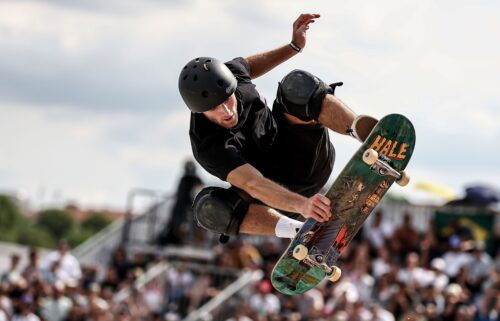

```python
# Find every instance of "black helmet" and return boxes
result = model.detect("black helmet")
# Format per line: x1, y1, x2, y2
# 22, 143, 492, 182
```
178, 57, 237, 113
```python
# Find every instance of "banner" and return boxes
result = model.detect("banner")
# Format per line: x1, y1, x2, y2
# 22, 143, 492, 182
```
434, 207, 496, 254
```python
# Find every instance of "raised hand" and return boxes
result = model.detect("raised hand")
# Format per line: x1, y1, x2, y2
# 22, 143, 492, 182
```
292, 13, 321, 49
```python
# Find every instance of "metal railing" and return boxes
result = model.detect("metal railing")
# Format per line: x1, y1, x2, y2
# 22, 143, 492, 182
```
72, 218, 125, 267
121, 188, 173, 245
183, 269, 264, 321
73, 188, 173, 269
113, 258, 250, 320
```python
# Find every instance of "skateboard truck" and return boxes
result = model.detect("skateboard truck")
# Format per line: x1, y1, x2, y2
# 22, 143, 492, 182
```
362, 149, 410, 186
292, 244, 342, 282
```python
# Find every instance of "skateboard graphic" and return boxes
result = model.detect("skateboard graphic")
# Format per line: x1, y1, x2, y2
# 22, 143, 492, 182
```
271, 114, 416, 295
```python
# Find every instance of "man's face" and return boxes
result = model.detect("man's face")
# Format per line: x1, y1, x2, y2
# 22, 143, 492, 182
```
202, 93, 238, 129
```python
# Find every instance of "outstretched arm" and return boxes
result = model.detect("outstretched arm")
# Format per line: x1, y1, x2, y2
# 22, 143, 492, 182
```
227, 163, 331, 222
245, 13, 320, 79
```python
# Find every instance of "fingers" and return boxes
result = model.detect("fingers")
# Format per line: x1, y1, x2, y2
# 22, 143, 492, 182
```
313, 209, 328, 222
313, 194, 331, 208
294, 13, 321, 28
301, 194, 332, 223
309, 212, 324, 222
297, 13, 321, 21
313, 196, 330, 214
304, 207, 327, 223
311, 194, 332, 222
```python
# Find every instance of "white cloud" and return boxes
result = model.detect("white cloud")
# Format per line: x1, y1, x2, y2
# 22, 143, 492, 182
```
0, 0, 499, 209
0, 101, 191, 209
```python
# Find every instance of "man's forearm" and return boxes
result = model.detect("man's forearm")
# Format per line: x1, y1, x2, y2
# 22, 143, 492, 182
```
246, 176, 306, 213
227, 164, 331, 222
245, 44, 298, 79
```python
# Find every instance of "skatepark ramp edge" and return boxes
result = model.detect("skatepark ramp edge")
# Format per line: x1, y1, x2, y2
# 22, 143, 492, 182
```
182, 269, 264, 321
72, 188, 174, 268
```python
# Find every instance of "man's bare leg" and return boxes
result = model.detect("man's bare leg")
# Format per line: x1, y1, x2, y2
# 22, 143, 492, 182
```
317, 94, 356, 135
282, 94, 356, 135
239, 204, 303, 238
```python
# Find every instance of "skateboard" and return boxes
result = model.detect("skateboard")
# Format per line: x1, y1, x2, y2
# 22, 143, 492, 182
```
271, 113, 416, 295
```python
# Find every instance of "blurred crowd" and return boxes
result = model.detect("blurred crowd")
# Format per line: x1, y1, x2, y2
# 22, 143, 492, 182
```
1, 160, 499, 321
212, 210, 500, 321
0, 240, 222, 321
1, 209, 499, 321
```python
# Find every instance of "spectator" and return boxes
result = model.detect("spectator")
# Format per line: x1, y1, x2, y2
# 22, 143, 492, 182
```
42, 261, 61, 285
40, 282, 72, 321
42, 240, 82, 284
249, 280, 280, 316
442, 239, 473, 279
364, 210, 395, 250
420, 284, 446, 316
158, 160, 204, 246
429, 257, 450, 291
65, 303, 86, 321
372, 247, 392, 279
387, 285, 412, 318
350, 300, 372, 321
373, 273, 398, 309
0, 283, 12, 318
391, 213, 419, 258
1, 254, 22, 285
80, 266, 98, 291
237, 240, 263, 269
397, 252, 433, 288
303, 288, 325, 318
166, 263, 193, 307
129, 252, 147, 276
475, 285, 500, 321
100, 266, 120, 292
442, 283, 471, 321
11, 303, 40, 321
465, 241, 493, 295
369, 303, 395, 321
142, 280, 164, 314
22, 249, 41, 283
110, 247, 130, 281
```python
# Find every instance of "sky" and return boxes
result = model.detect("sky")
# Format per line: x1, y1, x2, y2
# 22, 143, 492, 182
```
0, 0, 499, 210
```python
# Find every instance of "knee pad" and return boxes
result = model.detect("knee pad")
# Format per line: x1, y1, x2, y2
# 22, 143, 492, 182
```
192, 187, 249, 237
276, 69, 343, 121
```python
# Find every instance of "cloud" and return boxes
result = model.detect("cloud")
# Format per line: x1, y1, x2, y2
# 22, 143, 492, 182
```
0, 0, 187, 113
0, 101, 192, 208
0, 0, 499, 208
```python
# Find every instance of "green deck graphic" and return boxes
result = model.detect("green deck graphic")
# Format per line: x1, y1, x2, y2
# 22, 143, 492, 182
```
271, 114, 416, 295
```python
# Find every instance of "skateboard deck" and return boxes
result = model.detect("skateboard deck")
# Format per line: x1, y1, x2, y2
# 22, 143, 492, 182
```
271, 113, 416, 295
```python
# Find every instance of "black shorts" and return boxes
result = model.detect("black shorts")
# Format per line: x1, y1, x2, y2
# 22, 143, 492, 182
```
226, 100, 336, 221
264, 99, 335, 198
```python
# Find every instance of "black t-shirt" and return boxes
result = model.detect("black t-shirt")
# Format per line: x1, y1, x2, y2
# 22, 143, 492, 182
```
189, 57, 334, 197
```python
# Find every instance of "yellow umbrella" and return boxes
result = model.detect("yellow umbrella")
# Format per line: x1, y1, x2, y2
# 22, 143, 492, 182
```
415, 182, 457, 200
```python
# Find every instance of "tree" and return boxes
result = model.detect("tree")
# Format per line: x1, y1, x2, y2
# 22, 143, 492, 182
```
0, 194, 30, 243
37, 209, 74, 240
81, 213, 112, 233
17, 225, 56, 248
0, 194, 23, 230
67, 229, 94, 248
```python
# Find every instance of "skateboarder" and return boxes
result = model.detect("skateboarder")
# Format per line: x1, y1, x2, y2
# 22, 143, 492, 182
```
178, 14, 375, 243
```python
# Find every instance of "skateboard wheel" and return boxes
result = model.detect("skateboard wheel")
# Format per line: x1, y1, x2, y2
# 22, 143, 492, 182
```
397, 171, 410, 186
328, 266, 342, 282
292, 245, 308, 261
362, 149, 378, 165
